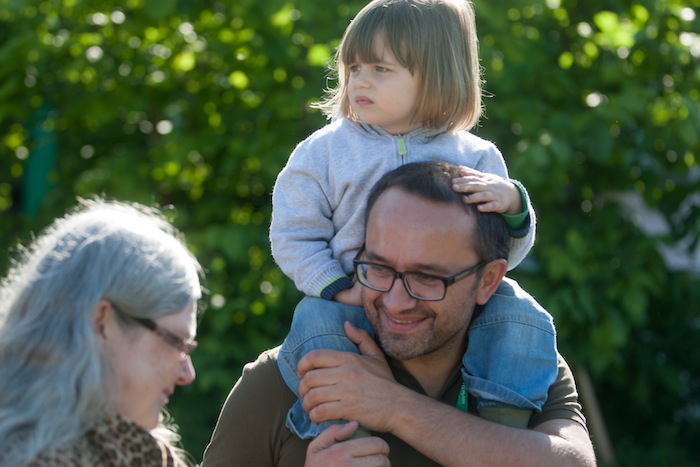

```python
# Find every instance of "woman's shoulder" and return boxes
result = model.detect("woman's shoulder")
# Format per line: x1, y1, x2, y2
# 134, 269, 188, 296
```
31, 413, 179, 467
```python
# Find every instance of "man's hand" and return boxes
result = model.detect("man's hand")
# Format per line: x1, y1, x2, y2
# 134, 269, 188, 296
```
298, 322, 401, 433
304, 421, 391, 467
452, 166, 522, 215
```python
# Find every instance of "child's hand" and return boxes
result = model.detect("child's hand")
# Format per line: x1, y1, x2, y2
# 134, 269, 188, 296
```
333, 281, 363, 307
452, 166, 522, 215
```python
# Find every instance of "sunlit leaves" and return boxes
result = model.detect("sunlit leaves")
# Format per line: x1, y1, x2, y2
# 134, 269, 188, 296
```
228, 70, 249, 89
307, 43, 332, 66
558, 50, 574, 68
592, 9, 647, 49
270, 3, 300, 31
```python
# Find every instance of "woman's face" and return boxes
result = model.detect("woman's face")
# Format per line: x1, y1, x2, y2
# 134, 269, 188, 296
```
103, 302, 198, 430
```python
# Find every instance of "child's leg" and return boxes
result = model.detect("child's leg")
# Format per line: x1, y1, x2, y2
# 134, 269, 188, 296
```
461, 277, 558, 428
278, 296, 373, 439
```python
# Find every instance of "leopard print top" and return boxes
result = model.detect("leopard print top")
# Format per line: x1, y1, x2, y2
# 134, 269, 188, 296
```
30, 412, 184, 466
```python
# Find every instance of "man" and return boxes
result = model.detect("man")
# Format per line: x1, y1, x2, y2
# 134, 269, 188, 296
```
202, 161, 596, 466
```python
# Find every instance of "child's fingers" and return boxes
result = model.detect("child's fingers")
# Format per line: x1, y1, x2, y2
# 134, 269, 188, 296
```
462, 190, 496, 203
462, 193, 504, 213
457, 166, 486, 177
452, 179, 486, 194
475, 201, 502, 212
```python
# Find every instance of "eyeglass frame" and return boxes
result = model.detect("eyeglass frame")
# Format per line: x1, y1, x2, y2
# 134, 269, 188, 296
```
352, 246, 488, 301
110, 303, 198, 356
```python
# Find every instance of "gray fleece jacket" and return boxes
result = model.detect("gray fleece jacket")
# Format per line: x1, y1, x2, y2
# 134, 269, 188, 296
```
270, 118, 536, 299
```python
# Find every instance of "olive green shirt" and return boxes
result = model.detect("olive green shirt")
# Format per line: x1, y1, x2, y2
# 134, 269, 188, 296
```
202, 346, 586, 467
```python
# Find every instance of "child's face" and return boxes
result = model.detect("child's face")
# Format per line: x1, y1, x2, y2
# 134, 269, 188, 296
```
347, 35, 421, 135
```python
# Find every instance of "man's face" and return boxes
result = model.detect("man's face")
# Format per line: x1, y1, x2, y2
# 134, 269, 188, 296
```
361, 187, 482, 363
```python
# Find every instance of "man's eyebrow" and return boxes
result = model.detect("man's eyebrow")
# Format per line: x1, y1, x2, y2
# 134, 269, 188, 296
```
363, 250, 452, 275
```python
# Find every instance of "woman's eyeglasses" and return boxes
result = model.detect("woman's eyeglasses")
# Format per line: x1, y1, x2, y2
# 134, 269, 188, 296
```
131, 317, 198, 357
110, 303, 197, 356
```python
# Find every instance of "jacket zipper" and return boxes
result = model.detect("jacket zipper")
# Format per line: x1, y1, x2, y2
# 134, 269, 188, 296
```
398, 136, 407, 159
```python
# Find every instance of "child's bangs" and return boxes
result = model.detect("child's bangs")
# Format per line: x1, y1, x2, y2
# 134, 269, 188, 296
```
341, 3, 419, 69
341, 23, 384, 65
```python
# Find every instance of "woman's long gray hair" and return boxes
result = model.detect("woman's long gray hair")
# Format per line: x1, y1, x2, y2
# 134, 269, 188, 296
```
0, 199, 202, 466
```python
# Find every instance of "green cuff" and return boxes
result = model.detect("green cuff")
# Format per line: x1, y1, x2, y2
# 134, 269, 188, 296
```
502, 180, 529, 231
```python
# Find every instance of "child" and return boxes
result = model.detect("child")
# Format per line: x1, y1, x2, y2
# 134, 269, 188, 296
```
271, 0, 557, 439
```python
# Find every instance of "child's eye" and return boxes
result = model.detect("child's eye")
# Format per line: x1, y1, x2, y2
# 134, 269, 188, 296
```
375, 66, 388, 72
349, 64, 361, 72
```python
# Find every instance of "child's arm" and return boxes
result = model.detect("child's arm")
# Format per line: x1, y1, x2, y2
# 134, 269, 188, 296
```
270, 142, 354, 300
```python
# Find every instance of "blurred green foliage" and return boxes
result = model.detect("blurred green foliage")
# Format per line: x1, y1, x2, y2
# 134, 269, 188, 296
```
1, 0, 698, 464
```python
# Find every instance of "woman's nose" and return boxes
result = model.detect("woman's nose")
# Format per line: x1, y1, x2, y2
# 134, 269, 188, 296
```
176, 356, 196, 385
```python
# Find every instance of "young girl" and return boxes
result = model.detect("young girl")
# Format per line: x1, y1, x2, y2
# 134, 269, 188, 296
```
271, 0, 557, 439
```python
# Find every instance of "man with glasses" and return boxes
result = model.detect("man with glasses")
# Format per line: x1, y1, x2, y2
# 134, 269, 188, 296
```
202, 161, 596, 467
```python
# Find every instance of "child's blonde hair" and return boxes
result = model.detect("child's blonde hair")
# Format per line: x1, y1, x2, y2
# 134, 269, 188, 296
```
315, 0, 483, 131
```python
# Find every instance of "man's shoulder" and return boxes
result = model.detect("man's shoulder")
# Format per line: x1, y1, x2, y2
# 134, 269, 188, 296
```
238, 345, 301, 414
530, 354, 588, 430
211, 345, 286, 414
202, 345, 308, 467
252, 345, 281, 364
239, 345, 284, 384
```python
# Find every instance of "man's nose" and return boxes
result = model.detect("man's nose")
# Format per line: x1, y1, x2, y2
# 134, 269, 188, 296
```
380, 277, 417, 311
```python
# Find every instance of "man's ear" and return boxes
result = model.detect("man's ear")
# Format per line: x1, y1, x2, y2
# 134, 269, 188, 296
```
92, 299, 114, 339
475, 259, 507, 305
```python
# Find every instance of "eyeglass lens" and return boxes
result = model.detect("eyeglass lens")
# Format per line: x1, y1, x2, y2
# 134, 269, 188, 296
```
357, 263, 446, 300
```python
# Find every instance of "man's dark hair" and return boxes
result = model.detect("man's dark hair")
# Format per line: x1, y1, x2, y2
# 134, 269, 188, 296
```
365, 161, 511, 262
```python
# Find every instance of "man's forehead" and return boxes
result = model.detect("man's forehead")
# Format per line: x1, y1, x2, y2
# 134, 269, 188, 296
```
365, 188, 477, 268
368, 187, 467, 226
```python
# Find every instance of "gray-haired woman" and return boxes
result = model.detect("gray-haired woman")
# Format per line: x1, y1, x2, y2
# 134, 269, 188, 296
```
0, 199, 202, 466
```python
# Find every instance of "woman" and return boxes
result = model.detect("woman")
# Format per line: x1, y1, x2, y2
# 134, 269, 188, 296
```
0, 199, 202, 466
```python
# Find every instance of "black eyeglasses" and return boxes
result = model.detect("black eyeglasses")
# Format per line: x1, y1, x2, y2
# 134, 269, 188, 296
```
353, 257, 487, 301
110, 303, 197, 356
